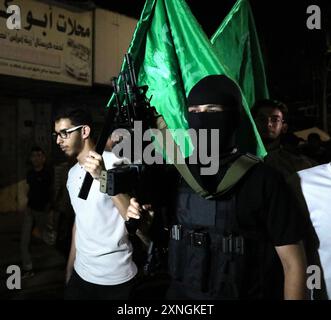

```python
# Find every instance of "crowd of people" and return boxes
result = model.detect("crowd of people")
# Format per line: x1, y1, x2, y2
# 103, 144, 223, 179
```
19, 75, 331, 301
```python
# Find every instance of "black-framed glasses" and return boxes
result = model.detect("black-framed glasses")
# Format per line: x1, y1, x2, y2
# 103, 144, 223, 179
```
52, 125, 84, 140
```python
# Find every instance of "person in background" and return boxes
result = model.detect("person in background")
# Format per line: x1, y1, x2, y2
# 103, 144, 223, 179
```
289, 163, 331, 299
252, 99, 315, 178
20, 146, 54, 278
301, 133, 329, 165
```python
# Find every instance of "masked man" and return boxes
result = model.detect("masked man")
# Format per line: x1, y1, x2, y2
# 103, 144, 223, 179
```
127, 75, 307, 300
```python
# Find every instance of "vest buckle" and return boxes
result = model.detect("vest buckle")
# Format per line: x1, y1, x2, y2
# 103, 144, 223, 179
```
189, 231, 208, 247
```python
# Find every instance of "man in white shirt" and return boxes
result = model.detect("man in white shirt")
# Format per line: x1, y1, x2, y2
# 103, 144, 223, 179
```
290, 163, 331, 299
53, 106, 137, 299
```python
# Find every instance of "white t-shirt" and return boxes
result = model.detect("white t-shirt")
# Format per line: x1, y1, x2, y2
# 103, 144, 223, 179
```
67, 151, 137, 285
298, 163, 331, 299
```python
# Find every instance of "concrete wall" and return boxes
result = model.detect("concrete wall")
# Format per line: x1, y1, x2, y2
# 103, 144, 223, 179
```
94, 9, 137, 85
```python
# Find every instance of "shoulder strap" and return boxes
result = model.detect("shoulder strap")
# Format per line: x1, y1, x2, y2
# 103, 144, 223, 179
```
174, 163, 210, 198
206, 154, 261, 199
173, 154, 261, 200
155, 115, 210, 198
154, 116, 261, 199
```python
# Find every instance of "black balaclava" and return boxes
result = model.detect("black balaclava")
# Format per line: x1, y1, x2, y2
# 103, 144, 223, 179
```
185, 75, 242, 192
187, 74, 241, 154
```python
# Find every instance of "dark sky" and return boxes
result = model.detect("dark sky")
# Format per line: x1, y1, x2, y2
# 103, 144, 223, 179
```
94, 0, 330, 105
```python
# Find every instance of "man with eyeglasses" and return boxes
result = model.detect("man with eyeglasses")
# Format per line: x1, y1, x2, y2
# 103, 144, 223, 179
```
53, 107, 137, 300
252, 99, 314, 178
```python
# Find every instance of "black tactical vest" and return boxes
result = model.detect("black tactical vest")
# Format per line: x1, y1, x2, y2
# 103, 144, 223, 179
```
167, 178, 265, 300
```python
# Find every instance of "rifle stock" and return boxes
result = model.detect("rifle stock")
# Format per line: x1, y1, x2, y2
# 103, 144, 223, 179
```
78, 106, 117, 200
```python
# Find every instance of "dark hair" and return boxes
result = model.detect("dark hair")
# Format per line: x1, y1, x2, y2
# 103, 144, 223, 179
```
54, 106, 93, 131
54, 107, 93, 127
307, 133, 321, 142
251, 99, 288, 122
31, 145, 45, 154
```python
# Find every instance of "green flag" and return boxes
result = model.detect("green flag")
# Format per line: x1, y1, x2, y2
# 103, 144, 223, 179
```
210, 0, 269, 157
107, 0, 266, 158
211, 0, 269, 109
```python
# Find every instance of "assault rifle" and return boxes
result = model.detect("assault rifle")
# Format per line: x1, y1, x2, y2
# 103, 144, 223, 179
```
78, 53, 157, 233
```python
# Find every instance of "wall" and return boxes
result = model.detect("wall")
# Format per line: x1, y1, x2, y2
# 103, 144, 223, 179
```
94, 9, 137, 85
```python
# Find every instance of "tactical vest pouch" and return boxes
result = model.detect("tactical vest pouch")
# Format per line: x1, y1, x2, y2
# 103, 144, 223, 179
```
169, 224, 250, 298
182, 235, 210, 292
168, 238, 186, 282
209, 246, 242, 299
169, 229, 211, 292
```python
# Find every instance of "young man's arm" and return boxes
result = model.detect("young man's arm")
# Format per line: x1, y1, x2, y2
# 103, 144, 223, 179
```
111, 193, 132, 220
82, 151, 135, 221
83, 150, 155, 225
66, 221, 76, 284
275, 241, 307, 299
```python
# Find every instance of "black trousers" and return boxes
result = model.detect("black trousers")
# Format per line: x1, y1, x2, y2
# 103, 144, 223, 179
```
64, 269, 136, 300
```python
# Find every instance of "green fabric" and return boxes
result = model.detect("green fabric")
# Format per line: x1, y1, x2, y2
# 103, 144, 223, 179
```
211, 0, 269, 157
211, 0, 269, 109
107, 0, 267, 159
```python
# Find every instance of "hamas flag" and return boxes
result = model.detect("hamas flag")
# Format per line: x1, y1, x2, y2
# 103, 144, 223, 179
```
107, 0, 267, 159
210, 0, 270, 156
211, 0, 269, 110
